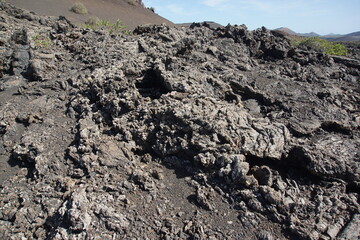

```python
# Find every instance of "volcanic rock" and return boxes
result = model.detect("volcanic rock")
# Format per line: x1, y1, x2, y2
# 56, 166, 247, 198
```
0, 2, 359, 239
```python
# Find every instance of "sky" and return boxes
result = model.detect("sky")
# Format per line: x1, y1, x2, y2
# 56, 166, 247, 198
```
142, 0, 360, 35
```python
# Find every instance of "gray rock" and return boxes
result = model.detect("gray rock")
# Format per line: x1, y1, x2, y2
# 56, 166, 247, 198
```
27, 59, 44, 81
94, 204, 130, 232
252, 165, 273, 186
58, 188, 92, 232
0, 2, 359, 240
289, 135, 360, 182
196, 186, 215, 211
338, 214, 360, 240
11, 48, 29, 76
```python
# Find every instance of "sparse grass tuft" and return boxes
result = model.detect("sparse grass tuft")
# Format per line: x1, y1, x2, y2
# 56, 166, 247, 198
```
291, 36, 348, 56
31, 34, 52, 49
83, 18, 130, 35
85, 17, 100, 26
70, 2, 88, 14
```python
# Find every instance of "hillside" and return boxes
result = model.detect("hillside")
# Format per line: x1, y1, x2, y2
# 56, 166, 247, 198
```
0, 2, 360, 240
275, 28, 320, 38
6, 0, 174, 29
275, 27, 297, 35
177, 21, 224, 29
275, 27, 360, 42
323, 31, 360, 42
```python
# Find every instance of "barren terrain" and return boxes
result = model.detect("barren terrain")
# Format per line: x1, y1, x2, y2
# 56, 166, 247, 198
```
0, 2, 359, 239
6, 0, 174, 30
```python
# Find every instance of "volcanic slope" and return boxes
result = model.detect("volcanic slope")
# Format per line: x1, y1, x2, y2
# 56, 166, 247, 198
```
6, 0, 174, 30
0, 2, 360, 240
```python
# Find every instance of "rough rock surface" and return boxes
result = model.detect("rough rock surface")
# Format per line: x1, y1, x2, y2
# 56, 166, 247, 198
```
0, 3, 359, 240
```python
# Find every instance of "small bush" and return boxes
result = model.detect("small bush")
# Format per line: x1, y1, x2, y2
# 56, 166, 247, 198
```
127, 0, 136, 6
32, 34, 52, 49
83, 18, 128, 34
112, 20, 127, 32
148, 7, 155, 13
70, 2, 88, 14
85, 17, 100, 26
127, 0, 144, 6
322, 42, 348, 56
291, 37, 348, 56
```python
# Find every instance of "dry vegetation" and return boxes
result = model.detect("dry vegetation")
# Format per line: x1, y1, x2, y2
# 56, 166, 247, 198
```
70, 2, 88, 14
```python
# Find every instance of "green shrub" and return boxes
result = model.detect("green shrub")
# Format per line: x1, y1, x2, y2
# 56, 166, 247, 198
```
32, 34, 52, 49
322, 42, 348, 56
70, 2, 88, 14
112, 20, 127, 32
83, 18, 128, 34
291, 36, 348, 56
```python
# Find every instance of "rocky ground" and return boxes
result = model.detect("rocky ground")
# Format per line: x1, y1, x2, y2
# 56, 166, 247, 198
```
0, 2, 359, 240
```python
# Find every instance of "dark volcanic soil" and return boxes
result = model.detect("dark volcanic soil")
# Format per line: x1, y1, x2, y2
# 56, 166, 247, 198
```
0, 2, 360, 240
6, 0, 174, 30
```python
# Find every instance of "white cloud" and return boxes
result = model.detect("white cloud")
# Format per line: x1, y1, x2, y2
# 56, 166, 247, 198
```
202, 0, 228, 7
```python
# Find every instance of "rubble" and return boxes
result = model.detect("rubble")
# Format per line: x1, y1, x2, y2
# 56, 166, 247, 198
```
0, 2, 359, 239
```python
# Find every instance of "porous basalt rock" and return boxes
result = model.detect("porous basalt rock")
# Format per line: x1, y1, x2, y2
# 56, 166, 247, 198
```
0, 2, 359, 240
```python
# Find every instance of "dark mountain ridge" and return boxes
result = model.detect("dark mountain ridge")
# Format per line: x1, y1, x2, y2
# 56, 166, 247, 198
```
275, 27, 360, 42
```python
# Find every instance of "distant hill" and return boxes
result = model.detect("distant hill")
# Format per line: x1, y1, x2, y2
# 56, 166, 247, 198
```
323, 33, 343, 38
6, 0, 174, 30
298, 32, 320, 37
177, 21, 223, 29
275, 27, 360, 42
326, 31, 360, 42
275, 27, 319, 37
274, 27, 297, 35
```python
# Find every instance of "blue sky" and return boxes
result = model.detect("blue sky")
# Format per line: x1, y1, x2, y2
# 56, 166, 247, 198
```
142, 0, 360, 35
